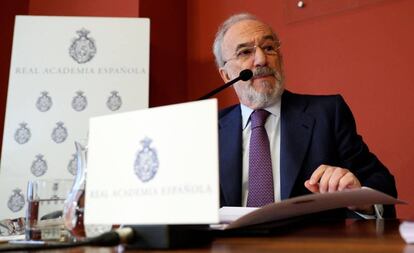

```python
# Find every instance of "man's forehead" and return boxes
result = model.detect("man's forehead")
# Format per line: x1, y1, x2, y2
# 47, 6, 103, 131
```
223, 20, 275, 49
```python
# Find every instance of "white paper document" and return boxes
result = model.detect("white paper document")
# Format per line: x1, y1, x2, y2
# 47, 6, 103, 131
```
85, 99, 219, 225
217, 187, 403, 230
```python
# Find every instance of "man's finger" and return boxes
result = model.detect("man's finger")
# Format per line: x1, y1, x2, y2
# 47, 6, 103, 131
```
328, 168, 348, 192
309, 164, 328, 185
319, 166, 335, 193
304, 180, 320, 193
338, 172, 360, 191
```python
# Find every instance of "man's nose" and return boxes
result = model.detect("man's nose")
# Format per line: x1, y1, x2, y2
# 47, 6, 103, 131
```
253, 47, 267, 67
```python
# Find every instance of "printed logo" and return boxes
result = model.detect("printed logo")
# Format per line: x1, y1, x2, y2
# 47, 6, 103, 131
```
36, 91, 52, 112
7, 189, 25, 212
106, 91, 122, 111
31, 154, 48, 177
134, 137, 159, 182
69, 28, 97, 64
14, 122, 31, 144
67, 153, 77, 176
51, 121, 68, 144
71, 91, 88, 112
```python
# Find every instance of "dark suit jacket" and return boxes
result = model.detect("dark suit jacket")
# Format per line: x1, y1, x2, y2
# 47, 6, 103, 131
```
218, 90, 397, 218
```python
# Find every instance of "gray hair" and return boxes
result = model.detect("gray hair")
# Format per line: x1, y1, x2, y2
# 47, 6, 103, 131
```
213, 13, 279, 69
213, 13, 259, 68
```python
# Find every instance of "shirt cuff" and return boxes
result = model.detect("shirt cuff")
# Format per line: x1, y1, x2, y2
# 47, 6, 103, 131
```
354, 204, 384, 219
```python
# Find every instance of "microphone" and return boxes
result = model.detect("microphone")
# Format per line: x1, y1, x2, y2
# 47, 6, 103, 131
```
197, 69, 253, 100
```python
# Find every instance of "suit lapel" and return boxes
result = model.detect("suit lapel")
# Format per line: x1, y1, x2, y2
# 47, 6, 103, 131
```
280, 91, 315, 199
219, 105, 243, 206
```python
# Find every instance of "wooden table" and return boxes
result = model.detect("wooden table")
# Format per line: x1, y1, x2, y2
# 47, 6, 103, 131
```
207, 219, 412, 253
3, 219, 414, 252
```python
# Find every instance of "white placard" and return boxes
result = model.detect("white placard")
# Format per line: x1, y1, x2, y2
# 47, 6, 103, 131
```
0, 15, 149, 219
85, 99, 219, 225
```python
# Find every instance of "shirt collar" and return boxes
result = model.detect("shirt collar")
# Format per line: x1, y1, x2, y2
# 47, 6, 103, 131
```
240, 98, 282, 130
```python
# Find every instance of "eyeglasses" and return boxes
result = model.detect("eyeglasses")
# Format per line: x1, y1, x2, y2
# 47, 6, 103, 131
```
223, 41, 281, 65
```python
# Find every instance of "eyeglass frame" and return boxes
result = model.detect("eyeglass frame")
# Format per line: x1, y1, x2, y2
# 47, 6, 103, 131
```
223, 40, 281, 66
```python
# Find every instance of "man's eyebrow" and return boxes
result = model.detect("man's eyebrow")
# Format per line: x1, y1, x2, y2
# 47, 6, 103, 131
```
263, 35, 276, 41
235, 42, 254, 52
234, 35, 276, 52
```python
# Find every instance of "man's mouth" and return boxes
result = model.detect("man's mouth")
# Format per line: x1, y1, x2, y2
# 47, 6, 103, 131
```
252, 73, 274, 80
252, 67, 276, 80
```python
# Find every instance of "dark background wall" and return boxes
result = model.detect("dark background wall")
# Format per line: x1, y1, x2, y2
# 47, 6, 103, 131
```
1, 0, 413, 218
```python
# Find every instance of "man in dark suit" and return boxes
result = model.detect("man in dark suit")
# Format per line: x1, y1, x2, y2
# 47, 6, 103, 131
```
213, 13, 397, 217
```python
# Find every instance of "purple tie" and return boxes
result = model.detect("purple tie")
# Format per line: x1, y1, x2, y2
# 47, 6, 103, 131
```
247, 109, 274, 207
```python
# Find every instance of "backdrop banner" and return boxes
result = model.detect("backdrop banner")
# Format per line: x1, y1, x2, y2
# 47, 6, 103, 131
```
0, 15, 150, 219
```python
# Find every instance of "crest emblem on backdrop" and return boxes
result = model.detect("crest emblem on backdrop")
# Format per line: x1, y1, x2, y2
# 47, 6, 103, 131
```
50, 182, 60, 201
67, 154, 77, 176
7, 189, 25, 212
31, 154, 48, 177
72, 91, 88, 111
134, 137, 159, 182
69, 28, 97, 64
51, 122, 68, 144
36, 91, 53, 112
106, 91, 122, 111
14, 122, 31, 144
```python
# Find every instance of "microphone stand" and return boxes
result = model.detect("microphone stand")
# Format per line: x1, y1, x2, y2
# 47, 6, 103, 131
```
197, 69, 253, 100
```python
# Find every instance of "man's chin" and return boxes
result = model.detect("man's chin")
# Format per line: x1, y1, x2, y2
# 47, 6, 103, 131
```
252, 77, 279, 90
235, 80, 283, 108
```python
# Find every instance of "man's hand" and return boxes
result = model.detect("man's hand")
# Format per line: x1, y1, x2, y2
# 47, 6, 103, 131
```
304, 164, 374, 214
304, 164, 361, 193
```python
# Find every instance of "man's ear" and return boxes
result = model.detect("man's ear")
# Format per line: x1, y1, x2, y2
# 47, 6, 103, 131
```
219, 68, 231, 83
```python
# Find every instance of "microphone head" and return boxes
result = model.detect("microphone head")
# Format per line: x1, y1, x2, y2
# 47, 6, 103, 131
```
239, 69, 253, 81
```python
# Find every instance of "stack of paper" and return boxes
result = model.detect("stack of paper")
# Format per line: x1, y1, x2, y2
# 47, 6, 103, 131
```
211, 187, 403, 231
400, 221, 414, 243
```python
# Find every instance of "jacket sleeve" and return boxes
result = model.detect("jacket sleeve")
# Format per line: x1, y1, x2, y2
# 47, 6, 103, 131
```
334, 95, 398, 217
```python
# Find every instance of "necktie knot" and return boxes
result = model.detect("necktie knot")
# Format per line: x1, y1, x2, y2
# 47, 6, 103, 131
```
251, 109, 270, 129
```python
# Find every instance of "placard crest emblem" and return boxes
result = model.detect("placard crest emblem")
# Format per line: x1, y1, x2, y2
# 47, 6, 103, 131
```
134, 137, 159, 182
